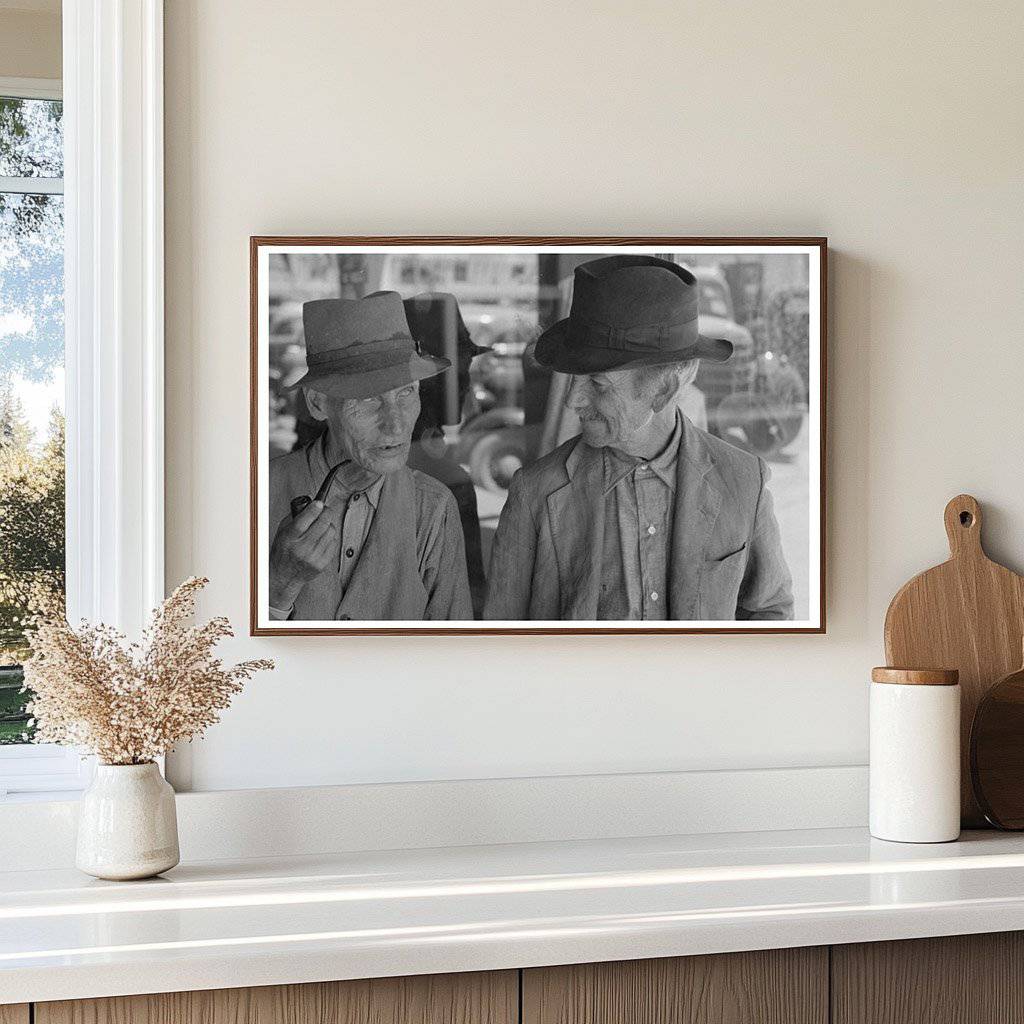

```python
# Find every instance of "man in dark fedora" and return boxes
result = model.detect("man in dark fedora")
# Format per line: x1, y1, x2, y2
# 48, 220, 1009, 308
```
403, 292, 488, 617
484, 255, 793, 621
268, 291, 473, 621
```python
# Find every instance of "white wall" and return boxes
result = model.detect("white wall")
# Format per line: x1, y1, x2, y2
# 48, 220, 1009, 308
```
0, 3, 61, 80
164, 0, 1024, 792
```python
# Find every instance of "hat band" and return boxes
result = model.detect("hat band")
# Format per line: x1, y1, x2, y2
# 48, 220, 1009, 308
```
305, 335, 417, 375
565, 313, 699, 354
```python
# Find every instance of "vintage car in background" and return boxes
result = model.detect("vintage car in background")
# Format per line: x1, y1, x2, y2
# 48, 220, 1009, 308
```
264, 263, 809, 498
454, 324, 533, 494
692, 266, 757, 429
455, 266, 811, 496
693, 266, 808, 459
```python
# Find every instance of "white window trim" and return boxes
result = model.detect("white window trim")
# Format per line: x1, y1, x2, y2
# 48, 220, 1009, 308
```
0, 76, 61, 101
0, 1, 165, 800
0, 743, 93, 800
0, 175, 63, 194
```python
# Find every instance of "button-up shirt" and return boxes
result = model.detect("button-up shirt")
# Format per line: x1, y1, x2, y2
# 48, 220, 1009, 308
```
330, 475, 385, 590
268, 441, 385, 620
597, 416, 682, 620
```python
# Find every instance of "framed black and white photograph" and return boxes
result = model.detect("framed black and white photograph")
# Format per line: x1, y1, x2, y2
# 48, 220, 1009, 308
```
250, 237, 826, 635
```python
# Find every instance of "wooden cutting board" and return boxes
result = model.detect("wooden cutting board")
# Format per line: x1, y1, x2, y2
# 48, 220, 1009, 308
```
884, 494, 1024, 827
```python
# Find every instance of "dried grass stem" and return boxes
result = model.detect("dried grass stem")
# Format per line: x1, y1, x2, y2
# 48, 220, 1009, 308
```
22, 577, 273, 765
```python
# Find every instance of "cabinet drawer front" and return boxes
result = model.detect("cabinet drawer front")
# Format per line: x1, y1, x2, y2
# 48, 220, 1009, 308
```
0, 1006, 29, 1024
35, 971, 517, 1024
524, 948, 827, 1024
833, 932, 1024, 1024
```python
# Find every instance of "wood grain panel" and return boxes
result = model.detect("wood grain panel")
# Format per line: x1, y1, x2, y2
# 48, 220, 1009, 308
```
523, 949, 828, 1024
833, 932, 1024, 1024
0, 1006, 29, 1024
36, 970, 517, 1024
883, 493, 1024, 826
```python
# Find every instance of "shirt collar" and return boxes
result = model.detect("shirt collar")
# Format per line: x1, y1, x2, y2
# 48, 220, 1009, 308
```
602, 411, 683, 495
362, 473, 385, 510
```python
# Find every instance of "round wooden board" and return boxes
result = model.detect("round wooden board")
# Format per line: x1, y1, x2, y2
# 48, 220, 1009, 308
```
971, 664, 1024, 829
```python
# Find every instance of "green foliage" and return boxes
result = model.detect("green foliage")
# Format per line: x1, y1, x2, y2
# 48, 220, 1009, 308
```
0, 387, 65, 741
0, 665, 32, 744
0, 96, 65, 743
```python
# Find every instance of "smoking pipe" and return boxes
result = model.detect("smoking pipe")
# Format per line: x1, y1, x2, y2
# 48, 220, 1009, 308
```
290, 459, 352, 519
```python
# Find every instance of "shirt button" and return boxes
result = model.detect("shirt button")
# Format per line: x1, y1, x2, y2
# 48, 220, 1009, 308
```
345, 547, 355, 558
639, 463, 649, 471
352, 493, 361, 502
647, 525, 657, 536
650, 591, 659, 602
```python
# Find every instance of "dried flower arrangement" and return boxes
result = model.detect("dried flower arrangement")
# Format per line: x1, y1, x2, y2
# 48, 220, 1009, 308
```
22, 577, 273, 765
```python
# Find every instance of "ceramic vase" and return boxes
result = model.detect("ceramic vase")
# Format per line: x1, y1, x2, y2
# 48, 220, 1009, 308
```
76, 762, 180, 880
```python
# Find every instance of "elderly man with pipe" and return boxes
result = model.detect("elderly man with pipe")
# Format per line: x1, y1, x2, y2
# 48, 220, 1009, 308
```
268, 292, 472, 621
485, 255, 793, 621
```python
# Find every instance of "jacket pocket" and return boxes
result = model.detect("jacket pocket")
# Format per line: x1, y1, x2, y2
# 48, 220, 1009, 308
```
698, 544, 748, 619
711, 542, 748, 563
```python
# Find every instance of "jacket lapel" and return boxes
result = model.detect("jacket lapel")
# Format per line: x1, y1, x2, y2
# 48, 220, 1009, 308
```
546, 439, 605, 619
669, 416, 722, 619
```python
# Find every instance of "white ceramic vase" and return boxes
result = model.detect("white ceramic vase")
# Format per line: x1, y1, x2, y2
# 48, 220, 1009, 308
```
76, 762, 180, 880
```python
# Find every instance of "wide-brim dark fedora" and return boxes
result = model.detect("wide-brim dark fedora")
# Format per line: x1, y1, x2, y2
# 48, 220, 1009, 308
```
534, 255, 734, 375
402, 292, 488, 364
291, 291, 450, 401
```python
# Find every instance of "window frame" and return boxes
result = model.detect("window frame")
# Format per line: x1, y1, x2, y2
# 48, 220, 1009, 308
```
0, 75, 63, 194
0, 0, 165, 800
0, 76, 61, 101
0, 75, 75, 794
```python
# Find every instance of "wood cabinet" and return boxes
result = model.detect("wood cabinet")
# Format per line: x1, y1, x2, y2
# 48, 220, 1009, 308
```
522, 948, 827, 1024
34, 971, 517, 1024
17, 932, 1024, 1024
833, 932, 1024, 1024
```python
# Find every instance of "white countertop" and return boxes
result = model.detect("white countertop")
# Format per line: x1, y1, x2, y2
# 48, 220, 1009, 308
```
4, 826, 1024, 1004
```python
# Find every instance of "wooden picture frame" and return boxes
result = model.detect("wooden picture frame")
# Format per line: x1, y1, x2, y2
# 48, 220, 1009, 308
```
250, 236, 826, 635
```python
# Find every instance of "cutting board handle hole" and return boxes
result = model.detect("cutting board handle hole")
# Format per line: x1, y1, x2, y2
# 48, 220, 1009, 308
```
945, 495, 982, 554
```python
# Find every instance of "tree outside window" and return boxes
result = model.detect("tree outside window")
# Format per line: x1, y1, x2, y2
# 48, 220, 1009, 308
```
0, 93, 65, 745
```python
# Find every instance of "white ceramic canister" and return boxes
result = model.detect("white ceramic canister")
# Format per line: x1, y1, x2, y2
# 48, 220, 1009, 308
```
76, 762, 180, 880
870, 667, 961, 843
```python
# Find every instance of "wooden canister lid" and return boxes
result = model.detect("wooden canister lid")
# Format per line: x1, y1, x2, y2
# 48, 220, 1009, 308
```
871, 667, 960, 686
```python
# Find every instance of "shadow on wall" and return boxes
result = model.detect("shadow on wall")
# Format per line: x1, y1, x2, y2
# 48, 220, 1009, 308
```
827, 249, 873, 640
